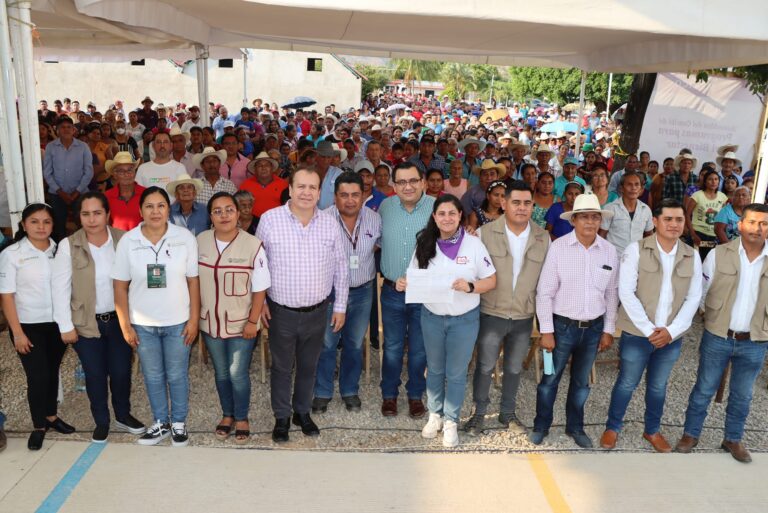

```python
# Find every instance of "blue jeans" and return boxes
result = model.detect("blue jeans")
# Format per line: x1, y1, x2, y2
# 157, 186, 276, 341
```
0, 409, 5, 429
683, 330, 768, 442
421, 307, 480, 423
315, 281, 374, 399
606, 332, 682, 434
134, 323, 191, 424
203, 334, 255, 421
534, 316, 603, 433
379, 284, 426, 400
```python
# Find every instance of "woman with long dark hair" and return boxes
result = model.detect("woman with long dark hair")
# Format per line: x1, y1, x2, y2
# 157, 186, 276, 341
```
0, 203, 75, 450
396, 194, 496, 447
467, 180, 505, 229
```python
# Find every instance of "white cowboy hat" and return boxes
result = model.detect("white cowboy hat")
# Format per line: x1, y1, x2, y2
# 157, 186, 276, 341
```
471, 159, 506, 176
532, 144, 555, 160
556, 130, 567, 138
166, 173, 203, 196
247, 151, 279, 173
192, 146, 227, 170
716, 151, 742, 168
539, 133, 550, 141
168, 125, 190, 143
458, 138, 487, 152
560, 193, 613, 222
105, 151, 139, 176
370, 124, 383, 131
673, 152, 698, 171
717, 143, 739, 156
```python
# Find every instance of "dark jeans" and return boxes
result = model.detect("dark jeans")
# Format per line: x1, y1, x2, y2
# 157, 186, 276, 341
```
606, 332, 682, 434
472, 315, 534, 416
73, 316, 134, 427
267, 297, 328, 418
49, 194, 75, 242
12, 322, 66, 429
533, 316, 603, 433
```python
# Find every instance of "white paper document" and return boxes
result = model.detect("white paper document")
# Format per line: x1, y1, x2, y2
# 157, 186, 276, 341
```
405, 268, 455, 304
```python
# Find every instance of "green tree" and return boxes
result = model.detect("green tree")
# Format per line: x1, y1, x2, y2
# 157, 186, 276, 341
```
506, 67, 632, 110
392, 59, 443, 94
356, 64, 392, 97
695, 65, 768, 104
441, 63, 474, 99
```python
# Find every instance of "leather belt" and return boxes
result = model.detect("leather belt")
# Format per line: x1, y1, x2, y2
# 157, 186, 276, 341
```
382, 278, 398, 289
727, 329, 750, 341
96, 311, 118, 322
554, 314, 603, 329
272, 298, 328, 313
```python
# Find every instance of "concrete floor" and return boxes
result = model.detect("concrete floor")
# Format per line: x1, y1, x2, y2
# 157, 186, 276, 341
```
0, 439, 766, 513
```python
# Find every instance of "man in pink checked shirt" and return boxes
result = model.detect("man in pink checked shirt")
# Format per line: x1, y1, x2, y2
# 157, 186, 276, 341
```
530, 194, 620, 449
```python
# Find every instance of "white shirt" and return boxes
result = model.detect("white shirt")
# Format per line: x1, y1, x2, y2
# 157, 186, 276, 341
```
601, 198, 654, 255
181, 120, 203, 132
215, 238, 272, 292
409, 234, 496, 316
0, 238, 56, 323
174, 152, 197, 177
135, 160, 187, 191
619, 240, 702, 340
504, 222, 530, 291
111, 223, 199, 327
701, 240, 768, 332
52, 233, 117, 333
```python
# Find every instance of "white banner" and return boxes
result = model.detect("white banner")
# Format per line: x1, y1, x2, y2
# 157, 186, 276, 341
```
639, 73, 764, 171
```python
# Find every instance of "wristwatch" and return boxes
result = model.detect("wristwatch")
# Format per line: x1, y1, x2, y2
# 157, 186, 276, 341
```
467, 282, 475, 293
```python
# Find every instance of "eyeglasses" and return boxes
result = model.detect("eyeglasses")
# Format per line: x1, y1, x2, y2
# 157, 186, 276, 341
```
211, 207, 238, 217
393, 178, 422, 187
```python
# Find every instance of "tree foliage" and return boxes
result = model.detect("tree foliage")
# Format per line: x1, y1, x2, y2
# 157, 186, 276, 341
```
356, 64, 392, 97
392, 59, 443, 93
695, 65, 768, 104
507, 67, 633, 110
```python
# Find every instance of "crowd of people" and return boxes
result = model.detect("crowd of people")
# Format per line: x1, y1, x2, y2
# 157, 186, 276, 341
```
0, 92, 766, 463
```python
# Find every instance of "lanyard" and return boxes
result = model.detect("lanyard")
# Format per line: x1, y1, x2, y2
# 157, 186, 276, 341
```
338, 214, 361, 251
148, 238, 167, 264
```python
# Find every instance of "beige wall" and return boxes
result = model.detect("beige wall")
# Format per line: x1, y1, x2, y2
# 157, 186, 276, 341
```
34, 50, 361, 113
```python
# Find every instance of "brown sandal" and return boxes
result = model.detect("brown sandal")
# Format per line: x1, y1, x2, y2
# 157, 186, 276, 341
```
214, 417, 234, 441
234, 421, 250, 445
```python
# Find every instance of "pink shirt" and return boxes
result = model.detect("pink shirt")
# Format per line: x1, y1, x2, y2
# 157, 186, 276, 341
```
443, 178, 468, 198
536, 230, 619, 334
219, 154, 251, 188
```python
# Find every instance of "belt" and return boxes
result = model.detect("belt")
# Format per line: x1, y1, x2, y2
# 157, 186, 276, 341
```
554, 314, 603, 329
96, 311, 118, 322
272, 298, 328, 313
727, 329, 750, 341
382, 278, 398, 289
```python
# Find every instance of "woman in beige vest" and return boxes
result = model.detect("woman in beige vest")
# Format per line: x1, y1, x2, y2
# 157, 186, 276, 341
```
198, 192, 270, 444
52, 191, 147, 444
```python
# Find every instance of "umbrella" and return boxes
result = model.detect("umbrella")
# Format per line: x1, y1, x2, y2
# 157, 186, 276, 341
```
385, 103, 408, 113
281, 96, 316, 109
480, 108, 510, 123
539, 121, 578, 133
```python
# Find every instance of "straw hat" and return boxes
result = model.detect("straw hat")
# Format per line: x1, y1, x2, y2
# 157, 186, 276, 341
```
472, 159, 506, 176
192, 146, 227, 170
560, 193, 613, 222
458, 138, 487, 152
168, 125, 190, 143
105, 152, 139, 176
532, 144, 555, 160
716, 151, 742, 168
247, 151, 279, 173
717, 144, 739, 156
166, 173, 203, 196
673, 152, 698, 171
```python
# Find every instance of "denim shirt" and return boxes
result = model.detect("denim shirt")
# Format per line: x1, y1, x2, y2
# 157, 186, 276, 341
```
170, 201, 210, 236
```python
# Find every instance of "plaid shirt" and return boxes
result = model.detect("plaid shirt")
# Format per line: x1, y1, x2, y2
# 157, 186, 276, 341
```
662, 172, 698, 203
408, 154, 447, 175
196, 176, 238, 206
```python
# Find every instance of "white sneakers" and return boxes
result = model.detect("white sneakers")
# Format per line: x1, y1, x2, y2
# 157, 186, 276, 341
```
421, 414, 460, 447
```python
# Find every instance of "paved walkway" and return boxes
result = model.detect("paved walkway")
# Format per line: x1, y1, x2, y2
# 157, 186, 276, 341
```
0, 439, 766, 513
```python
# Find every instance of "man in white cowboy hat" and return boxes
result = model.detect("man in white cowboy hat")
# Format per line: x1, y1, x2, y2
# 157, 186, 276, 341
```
135, 131, 186, 193
104, 151, 144, 231
455, 138, 487, 187
239, 151, 288, 218
169, 126, 196, 176
504, 136, 529, 178
716, 151, 743, 187
194, 147, 236, 205
461, 159, 505, 214
532, 143, 555, 176
531, 193, 619, 448
663, 152, 698, 204
168, 173, 209, 235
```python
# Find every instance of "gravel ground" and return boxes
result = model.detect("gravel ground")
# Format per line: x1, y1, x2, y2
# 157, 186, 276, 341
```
1, 318, 767, 454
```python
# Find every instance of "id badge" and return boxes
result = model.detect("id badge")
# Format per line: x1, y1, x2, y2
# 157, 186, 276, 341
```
147, 264, 167, 288
349, 255, 360, 270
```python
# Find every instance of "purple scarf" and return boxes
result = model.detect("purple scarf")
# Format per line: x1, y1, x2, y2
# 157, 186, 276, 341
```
437, 227, 464, 260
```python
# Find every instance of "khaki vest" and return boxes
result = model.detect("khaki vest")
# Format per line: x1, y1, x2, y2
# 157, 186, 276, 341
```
617, 235, 695, 336
198, 229, 263, 338
703, 238, 768, 341
68, 227, 125, 338
479, 218, 550, 319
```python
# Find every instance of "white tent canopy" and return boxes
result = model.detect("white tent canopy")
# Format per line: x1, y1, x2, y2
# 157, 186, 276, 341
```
70, 0, 768, 72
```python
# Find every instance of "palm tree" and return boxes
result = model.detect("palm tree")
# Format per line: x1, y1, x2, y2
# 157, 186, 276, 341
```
392, 59, 443, 94
441, 63, 474, 99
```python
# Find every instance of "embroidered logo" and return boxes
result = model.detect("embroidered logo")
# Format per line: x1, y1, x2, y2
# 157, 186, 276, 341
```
483, 257, 491, 267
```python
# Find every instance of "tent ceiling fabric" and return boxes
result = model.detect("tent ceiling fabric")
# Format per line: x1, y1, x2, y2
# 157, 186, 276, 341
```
63, 0, 768, 72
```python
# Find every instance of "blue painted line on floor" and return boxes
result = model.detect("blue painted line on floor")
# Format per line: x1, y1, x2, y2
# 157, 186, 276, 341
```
35, 443, 106, 513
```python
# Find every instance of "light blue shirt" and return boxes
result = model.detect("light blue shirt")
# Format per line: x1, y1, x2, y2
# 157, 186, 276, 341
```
318, 166, 344, 210
170, 201, 210, 236
42, 138, 94, 194
553, 175, 587, 199
379, 193, 435, 281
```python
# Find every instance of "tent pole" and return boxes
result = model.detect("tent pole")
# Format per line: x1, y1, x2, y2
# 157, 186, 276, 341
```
195, 44, 210, 127
754, 126, 768, 205
576, 70, 586, 158
8, 1, 43, 203
242, 49, 248, 108
606, 73, 613, 116
0, 0, 26, 230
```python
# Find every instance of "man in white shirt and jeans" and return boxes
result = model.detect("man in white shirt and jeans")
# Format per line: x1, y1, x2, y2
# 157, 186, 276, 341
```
135, 132, 186, 192
601, 198, 702, 452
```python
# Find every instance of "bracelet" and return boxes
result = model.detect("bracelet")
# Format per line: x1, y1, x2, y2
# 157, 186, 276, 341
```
246, 319, 259, 325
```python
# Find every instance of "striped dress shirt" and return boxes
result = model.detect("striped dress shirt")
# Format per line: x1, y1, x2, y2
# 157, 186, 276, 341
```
379, 193, 435, 281
325, 205, 382, 288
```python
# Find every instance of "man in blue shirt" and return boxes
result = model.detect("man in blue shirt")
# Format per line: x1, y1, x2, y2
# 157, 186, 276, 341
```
43, 116, 94, 241
167, 174, 210, 235
316, 141, 343, 209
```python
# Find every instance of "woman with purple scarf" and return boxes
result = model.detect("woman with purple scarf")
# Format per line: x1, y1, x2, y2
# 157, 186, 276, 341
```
396, 195, 496, 447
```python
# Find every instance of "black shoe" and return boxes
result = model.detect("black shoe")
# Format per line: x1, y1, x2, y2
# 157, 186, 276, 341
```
528, 430, 549, 445
91, 425, 109, 444
272, 417, 290, 443
312, 397, 331, 414
115, 414, 146, 435
45, 417, 76, 434
28, 430, 46, 451
566, 430, 594, 449
137, 421, 171, 446
342, 395, 362, 412
463, 414, 485, 437
292, 413, 320, 437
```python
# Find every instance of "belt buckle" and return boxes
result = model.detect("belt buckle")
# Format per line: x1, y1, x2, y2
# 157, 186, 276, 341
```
97, 312, 111, 322
577, 320, 590, 329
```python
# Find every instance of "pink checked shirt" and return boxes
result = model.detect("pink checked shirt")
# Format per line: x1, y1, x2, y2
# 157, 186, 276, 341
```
536, 231, 619, 334
256, 203, 349, 313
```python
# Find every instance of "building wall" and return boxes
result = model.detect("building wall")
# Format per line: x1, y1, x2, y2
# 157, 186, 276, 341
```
33, 50, 362, 113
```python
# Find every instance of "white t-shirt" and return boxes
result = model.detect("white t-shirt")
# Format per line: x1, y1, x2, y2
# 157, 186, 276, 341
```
410, 234, 496, 316
0, 237, 57, 323
215, 238, 271, 292
505, 222, 530, 291
135, 160, 187, 190
111, 223, 199, 326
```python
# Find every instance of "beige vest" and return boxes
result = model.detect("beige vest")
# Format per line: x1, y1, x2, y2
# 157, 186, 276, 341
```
197, 229, 263, 338
68, 227, 125, 338
479, 218, 550, 319
703, 238, 768, 341
617, 235, 695, 337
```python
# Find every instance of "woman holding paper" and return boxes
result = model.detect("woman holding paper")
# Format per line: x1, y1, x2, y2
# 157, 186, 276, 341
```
396, 194, 496, 447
